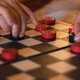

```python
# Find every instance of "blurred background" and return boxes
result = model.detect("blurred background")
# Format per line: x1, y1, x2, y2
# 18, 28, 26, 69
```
18, 0, 80, 24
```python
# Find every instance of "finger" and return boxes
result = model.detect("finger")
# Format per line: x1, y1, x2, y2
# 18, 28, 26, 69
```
74, 32, 80, 42
16, 1, 39, 25
0, 15, 11, 32
0, 2, 21, 37
74, 11, 80, 35
72, 25, 75, 33
74, 23, 80, 35
19, 18, 27, 37
7, 6, 21, 37
0, 5, 15, 26
7, 0, 27, 37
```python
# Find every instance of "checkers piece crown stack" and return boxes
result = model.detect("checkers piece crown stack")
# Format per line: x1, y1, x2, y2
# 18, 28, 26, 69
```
71, 42, 80, 54
42, 30, 56, 39
69, 26, 73, 33
1, 48, 18, 60
43, 17, 56, 25
36, 24, 49, 32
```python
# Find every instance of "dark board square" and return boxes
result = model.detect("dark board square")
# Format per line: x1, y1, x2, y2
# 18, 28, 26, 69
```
0, 42, 28, 50
64, 56, 80, 67
63, 47, 71, 52
30, 43, 58, 53
33, 35, 42, 41
65, 69, 80, 80
33, 35, 55, 43
27, 67, 59, 79
3, 34, 30, 41
0, 65, 21, 80
30, 54, 60, 65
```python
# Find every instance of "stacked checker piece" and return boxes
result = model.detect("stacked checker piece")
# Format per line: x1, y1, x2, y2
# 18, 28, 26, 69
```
36, 17, 56, 40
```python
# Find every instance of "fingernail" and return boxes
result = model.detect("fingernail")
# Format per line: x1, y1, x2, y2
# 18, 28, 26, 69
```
34, 20, 39, 25
75, 37, 80, 42
8, 21, 13, 26
13, 33, 18, 37
19, 33, 24, 37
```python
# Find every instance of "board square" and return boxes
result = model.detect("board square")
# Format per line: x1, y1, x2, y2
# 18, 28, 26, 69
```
48, 39, 70, 48
11, 60, 41, 71
64, 55, 80, 67
48, 50, 76, 60
30, 54, 60, 65
30, 43, 58, 53
47, 61, 77, 74
7, 73, 35, 80
0, 61, 3, 65
18, 38, 42, 46
51, 24, 69, 30
48, 75, 73, 80
56, 31, 68, 38
65, 69, 80, 80
0, 42, 27, 49
27, 67, 59, 79
19, 48, 40, 57
0, 37, 12, 45
0, 47, 4, 54
3, 34, 30, 41
25, 30, 41, 37
0, 30, 10, 36
27, 23, 35, 29
0, 65, 21, 80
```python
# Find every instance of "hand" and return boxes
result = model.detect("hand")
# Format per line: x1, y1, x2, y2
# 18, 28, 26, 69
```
0, 0, 39, 37
72, 10, 80, 42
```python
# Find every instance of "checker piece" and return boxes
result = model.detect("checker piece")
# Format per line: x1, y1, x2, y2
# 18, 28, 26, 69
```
43, 17, 56, 25
1, 48, 18, 60
71, 42, 80, 54
42, 30, 56, 39
69, 26, 73, 33
36, 24, 49, 32
69, 33, 75, 43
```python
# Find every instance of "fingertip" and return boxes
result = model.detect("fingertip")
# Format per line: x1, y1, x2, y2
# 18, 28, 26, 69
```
12, 25, 19, 37
74, 36, 80, 42
19, 33, 24, 37
74, 33, 80, 42
32, 19, 39, 26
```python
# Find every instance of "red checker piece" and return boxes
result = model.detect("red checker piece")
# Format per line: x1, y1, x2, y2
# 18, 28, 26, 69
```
42, 30, 56, 39
69, 26, 73, 33
36, 24, 49, 32
71, 42, 80, 53
43, 17, 56, 25
1, 48, 18, 60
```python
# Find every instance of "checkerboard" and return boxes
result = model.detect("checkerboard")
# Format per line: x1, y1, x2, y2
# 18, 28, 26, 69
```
0, 20, 78, 80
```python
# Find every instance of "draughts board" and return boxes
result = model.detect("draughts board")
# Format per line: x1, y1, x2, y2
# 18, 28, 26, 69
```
0, 20, 78, 80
